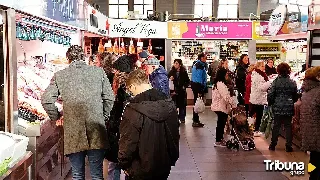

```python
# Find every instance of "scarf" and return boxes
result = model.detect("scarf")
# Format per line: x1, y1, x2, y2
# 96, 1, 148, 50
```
255, 69, 268, 82
112, 72, 129, 95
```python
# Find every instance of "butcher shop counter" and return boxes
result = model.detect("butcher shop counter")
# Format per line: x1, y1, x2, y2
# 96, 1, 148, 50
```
18, 118, 70, 180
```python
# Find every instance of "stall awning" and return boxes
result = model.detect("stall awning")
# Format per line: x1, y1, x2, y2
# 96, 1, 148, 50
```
268, 32, 307, 41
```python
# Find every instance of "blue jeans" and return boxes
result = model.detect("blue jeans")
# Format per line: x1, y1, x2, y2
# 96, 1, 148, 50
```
68, 149, 105, 180
107, 162, 120, 180
178, 106, 186, 121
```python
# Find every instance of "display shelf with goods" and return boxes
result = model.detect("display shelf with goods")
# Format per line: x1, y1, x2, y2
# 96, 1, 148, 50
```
280, 41, 307, 72
15, 12, 80, 180
255, 41, 282, 61
171, 40, 248, 81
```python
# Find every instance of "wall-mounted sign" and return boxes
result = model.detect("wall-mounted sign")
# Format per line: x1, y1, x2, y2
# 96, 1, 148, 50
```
108, 19, 168, 38
167, 21, 252, 39
0, 0, 85, 29
86, 5, 108, 36
268, 5, 287, 36
287, 12, 302, 33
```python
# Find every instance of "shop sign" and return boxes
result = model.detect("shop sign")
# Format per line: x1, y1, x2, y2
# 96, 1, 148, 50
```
86, 5, 108, 36
0, 0, 85, 29
287, 12, 302, 33
107, 19, 168, 38
167, 21, 252, 39
308, 3, 320, 30
268, 5, 287, 36
252, 21, 269, 40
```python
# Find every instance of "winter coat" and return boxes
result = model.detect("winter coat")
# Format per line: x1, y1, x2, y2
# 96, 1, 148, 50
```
168, 69, 190, 108
105, 73, 131, 163
235, 64, 248, 95
267, 75, 298, 116
149, 65, 170, 96
211, 82, 237, 114
208, 60, 219, 84
265, 65, 277, 76
244, 72, 252, 105
250, 71, 271, 105
41, 61, 115, 155
300, 80, 320, 152
191, 60, 207, 87
118, 89, 179, 179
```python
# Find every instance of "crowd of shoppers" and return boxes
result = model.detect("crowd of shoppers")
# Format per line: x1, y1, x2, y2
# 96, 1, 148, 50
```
41, 46, 179, 180
41, 45, 319, 180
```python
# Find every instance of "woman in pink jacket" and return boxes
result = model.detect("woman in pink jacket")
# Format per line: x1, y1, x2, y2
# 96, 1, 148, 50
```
211, 68, 237, 147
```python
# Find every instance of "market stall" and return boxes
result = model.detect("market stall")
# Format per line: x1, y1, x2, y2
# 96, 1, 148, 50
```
265, 4, 309, 147
83, 3, 108, 58
15, 11, 82, 180
106, 18, 167, 66
167, 21, 252, 105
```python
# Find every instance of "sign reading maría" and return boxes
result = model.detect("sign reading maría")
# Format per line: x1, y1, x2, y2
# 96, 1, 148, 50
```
86, 5, 108, 36
108, 19, 168, 38
268, 5, 287, 36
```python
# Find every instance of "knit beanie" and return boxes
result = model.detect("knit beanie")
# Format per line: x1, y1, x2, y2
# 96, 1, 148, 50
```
113, 55, 135, 73
144, 57, 160, 66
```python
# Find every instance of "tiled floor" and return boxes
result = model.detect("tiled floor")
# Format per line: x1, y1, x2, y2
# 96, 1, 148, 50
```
65, 107, 310, 180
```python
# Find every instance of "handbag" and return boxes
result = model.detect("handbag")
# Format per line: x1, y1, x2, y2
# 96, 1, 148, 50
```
194, 97, 205, 113
169, 79, 175, 91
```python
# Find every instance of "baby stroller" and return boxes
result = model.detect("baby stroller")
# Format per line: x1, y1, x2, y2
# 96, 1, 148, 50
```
226, 106, 255, 151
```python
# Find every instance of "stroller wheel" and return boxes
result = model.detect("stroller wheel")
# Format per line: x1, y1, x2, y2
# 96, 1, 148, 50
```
226, 140, 233, 149
234, 142, 240, 150
248, 141, 255, 150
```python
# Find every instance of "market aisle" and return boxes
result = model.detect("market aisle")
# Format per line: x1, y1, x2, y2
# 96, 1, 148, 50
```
66, 107, 310, 180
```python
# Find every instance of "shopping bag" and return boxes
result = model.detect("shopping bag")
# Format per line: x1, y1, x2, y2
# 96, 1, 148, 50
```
259, 106, 274, 138
194, 97, 205, 113
169, 80, 174, 90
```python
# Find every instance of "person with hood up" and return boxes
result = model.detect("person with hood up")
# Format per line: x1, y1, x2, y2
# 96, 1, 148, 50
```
235, 54, 249, 105
105, 55, 135, 180
118, 69, 179, 180
146, 56, 170, 96
300, 66, 320, 180
41, 45, 115, 179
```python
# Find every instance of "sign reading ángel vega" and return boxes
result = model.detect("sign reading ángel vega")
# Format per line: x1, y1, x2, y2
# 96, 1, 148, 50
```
108, 19, 168, 38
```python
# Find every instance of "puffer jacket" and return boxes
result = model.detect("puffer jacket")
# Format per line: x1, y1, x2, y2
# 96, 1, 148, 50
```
250, 71, 271, 105
267, 75, 298, 116
211, 82, 237, 114
149, 65, 170, 96
118, 89, 179, 179
300, 79, 320, 152
191, 60, 207, 87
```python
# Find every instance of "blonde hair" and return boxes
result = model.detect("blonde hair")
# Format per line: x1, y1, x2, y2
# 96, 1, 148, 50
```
255, 61, 265, 69
247, 64, 256, 73
126, 69, 149, 87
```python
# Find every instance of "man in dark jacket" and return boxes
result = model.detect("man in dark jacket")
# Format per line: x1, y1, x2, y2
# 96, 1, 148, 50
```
41, 45, 115, 179
118, 69, 179, 180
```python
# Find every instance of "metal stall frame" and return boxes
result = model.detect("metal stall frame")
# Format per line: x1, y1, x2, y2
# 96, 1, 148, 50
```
2, 7, 18, 134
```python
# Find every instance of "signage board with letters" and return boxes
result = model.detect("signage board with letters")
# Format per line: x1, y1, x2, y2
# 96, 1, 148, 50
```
268, 5, 287, 36
86, 5, 108, 36
0, 0, 85, 29
108, 19, 168, 38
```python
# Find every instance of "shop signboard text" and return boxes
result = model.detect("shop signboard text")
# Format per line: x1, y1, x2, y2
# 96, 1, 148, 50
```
268, 5, 287, 36
108, 19, 168, 38
167, 21, 252, 39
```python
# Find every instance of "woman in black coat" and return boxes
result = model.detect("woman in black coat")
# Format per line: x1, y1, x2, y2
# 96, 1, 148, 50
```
235, 54, 249, 105
168, 59, 190, 123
